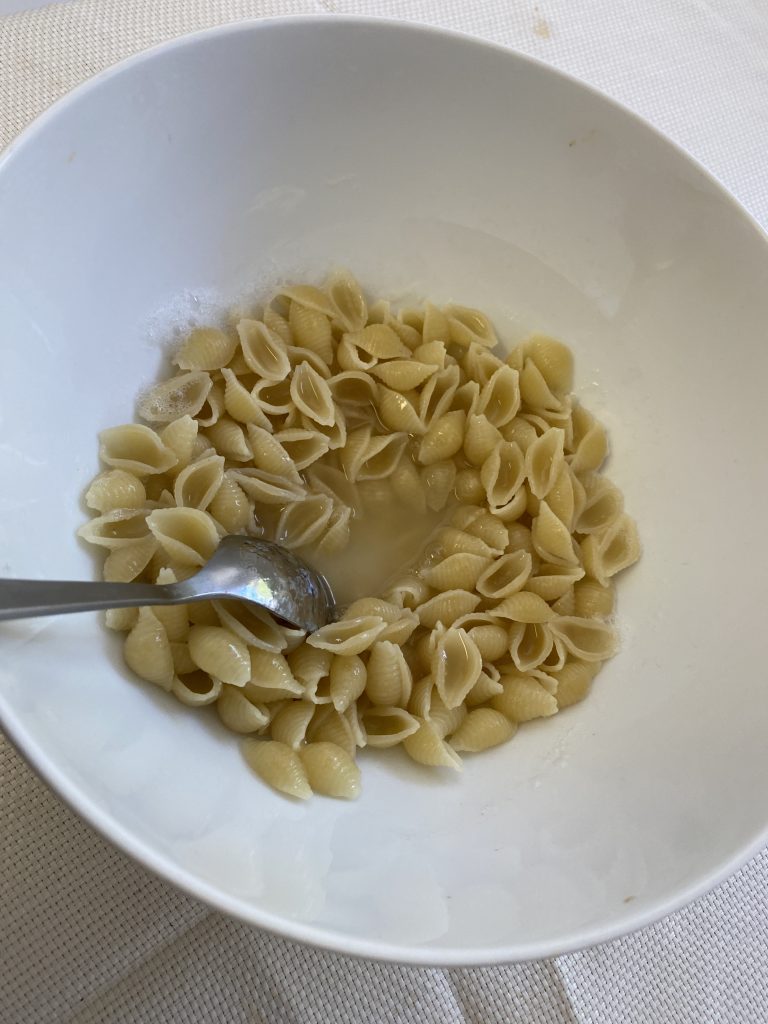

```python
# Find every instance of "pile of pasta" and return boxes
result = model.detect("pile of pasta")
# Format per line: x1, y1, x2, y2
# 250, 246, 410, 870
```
80, 271, 639, 800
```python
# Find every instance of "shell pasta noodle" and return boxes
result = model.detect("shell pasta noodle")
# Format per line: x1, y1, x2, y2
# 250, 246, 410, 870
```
80, 270, 640, 799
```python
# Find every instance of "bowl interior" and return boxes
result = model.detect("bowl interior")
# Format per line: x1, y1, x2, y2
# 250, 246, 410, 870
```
1, 19, 768, 964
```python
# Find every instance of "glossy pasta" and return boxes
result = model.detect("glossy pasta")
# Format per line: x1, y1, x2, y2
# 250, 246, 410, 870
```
81, 271, 639, 799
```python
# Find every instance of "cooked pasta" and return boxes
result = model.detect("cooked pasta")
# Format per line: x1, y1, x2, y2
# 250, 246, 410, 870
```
81, 271, 639, 799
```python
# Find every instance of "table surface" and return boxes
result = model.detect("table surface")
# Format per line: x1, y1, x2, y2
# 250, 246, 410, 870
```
1, 2, 767, 1023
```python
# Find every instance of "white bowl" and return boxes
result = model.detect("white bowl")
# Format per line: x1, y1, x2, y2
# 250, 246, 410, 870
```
1, 17, 767, 966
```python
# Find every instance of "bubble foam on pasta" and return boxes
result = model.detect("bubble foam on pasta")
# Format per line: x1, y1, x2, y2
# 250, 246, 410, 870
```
80, 270, 640, 800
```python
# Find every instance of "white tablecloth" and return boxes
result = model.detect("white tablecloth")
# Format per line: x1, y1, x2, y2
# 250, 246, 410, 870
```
1, 2, 767, 1021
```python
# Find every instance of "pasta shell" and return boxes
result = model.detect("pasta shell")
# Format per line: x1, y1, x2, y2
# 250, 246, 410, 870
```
242, 739, 311, 799
383, 575, 431, 611
170, 642, 197, 676
78, 508, 151, 550
412, 340, 447, 368
478, 366, 520, 427
172, 671, 223, 707
147, 507, 219, 566
105, 607, 138, 631
337, 335, 378, 372
573, 579, 615, 618
465, 667, 505, 706
391, 458, 427, 514
329, 654, 367, 712
581, 513, 640, 586
99, 424, 177, 475
418, 365, 461, 426
205, 417, 252, 461
491, 591, 555, 623
476, 550, 532, 599
525, 427, 565, 499
555, 660, 600, 708
532, 501, 579, 566
462, 343, 504, 386
173, 453, 224, 510
85, 469, 146, 513
288, 302, 333, 364
262, 305, 293, 345
452, 615, 510, 661
452, 381, 482, 418
450, 708, 517, 752
278, 284, 336, 318
288, 644, 332, 689
137, 372, 213, 424
432, 627, 482, 709
416, 590, 480, 629
403, 719, 462, 771
435, 527, 498, 560
376, 386, 425, 435
306, 706, 357, 757
371, 360, 437, 390
464, 414, 502, 467
507, 621, 554, 672
300, 742, 361, 799
421, 460, 457, 512
568, 405, 608, 473
249, 649, 301, 694
251, 377, 293, 416
208, 473, 252, 533
445, 304, 497, 348
151, 569, 189, 640
175, 327, 237, 371
290, 361, 336, 426
525, 563, 585, 602
231, 468, 305, 505
421, 303, 450, 345
502, 416, 538, 451
480, 440, 525, 510
196, 380, 225, 427
464, 511, 510, 552
491, 674, 558, 722
124, 608, 174, 690
361, 706, 420, 748
237, 319, 291, 381
366, 641, 413, 707
577, 475, 623, 534
160, 416, 199, 469
188, 625, 250, 686
269, 700, 316, 748
315, 505, 353, 556
103, 535, 158, 583
300, 408, 347, 451
418, 410, 465, 465
220, 368, 272, 428
519, 357, 562, 412
276, 495, 335, 550
217, 685, 269, 733
506, 521, 534, 555
213, 600, 286, 652
245, 425, 301, 482
327, 370, 378, 409
307, 616, 388, 655
523, 335, 574, 395
344, 324, 410, 359
421, 552, 491, 592
327, 269, 368, 332
548, 616, 617, 662
273, 428, 330, 470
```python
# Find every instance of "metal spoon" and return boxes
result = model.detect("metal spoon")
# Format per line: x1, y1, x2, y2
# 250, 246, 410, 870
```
0, 535, 335, 633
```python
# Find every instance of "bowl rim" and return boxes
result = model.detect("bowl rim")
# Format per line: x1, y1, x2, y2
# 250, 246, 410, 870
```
2, 13, 768, 967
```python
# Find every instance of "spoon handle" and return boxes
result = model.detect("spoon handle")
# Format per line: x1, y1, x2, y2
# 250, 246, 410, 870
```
0, 578, 176, 621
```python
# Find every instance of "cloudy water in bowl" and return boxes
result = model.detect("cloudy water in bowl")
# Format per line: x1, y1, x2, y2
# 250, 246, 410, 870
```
298, 489, 449, 609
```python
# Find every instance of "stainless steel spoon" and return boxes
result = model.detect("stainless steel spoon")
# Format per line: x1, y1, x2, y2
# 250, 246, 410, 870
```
0, 536, 335, 633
